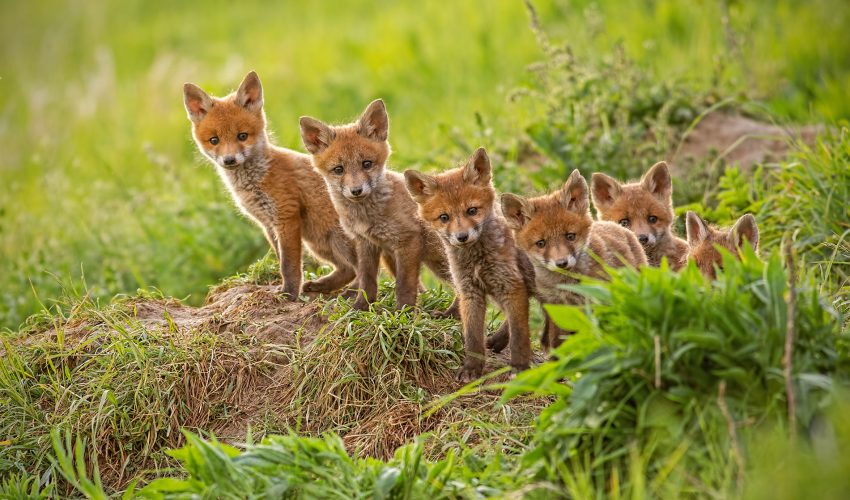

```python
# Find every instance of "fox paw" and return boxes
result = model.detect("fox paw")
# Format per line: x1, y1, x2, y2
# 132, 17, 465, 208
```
352, 296, 371, 311
486, 323, 510, 353
302, 280, 332, 294
456, 362, 484, 383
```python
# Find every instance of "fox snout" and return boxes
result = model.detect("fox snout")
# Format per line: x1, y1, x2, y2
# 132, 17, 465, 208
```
343, 182, 372, 200
554, 255, 577, 269
448, 227, 480, 246
208, 149, 249, 170
637, 233, 656, 246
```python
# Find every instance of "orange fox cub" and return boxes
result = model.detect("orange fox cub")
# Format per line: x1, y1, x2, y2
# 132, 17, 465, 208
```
183, 71, 357, 299
405, 148, 534, 381
299, 99, 456, 313
502, 169, 646, 349
591, 161, 689, 270
685, 211, 759, 279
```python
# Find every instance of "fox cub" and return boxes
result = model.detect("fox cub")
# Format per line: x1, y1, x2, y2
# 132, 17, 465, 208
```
685, 212, 759, 279
591, 161, 689, 270
299, 100, 456, 313
183, 71, 357, 299
405, 148, 534, 381
502, 169, 646, 349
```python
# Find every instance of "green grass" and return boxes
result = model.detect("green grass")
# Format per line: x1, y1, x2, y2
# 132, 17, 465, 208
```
3, 0, 850, 497
3, 0, 850, 329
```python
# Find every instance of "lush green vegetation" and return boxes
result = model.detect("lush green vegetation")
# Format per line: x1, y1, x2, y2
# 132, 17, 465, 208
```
3, 0, 850, 329
2, 0, 850, 497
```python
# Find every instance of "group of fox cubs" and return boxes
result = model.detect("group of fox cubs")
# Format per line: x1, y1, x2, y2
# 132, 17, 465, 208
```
183, 71, 760, 381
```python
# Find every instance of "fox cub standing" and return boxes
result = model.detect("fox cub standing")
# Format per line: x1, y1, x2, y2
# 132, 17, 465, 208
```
299, 100, 457, 314
685, 211, 759, 279
591, 161, 689, 270
406, 148, 534, 381
183, 71, 357, 298
502, 169, 646, 349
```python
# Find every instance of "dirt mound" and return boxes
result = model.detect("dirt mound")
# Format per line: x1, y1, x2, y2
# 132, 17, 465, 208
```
129, 284, 324, 346
672, 111, 821, 171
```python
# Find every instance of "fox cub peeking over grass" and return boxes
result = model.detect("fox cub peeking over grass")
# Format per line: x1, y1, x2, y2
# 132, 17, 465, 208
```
406, 148, 534, 381
183, 71, 357, 299
591, 161, 689, 270
685, 211, 760, 279
502, 169, 646, 349
300, 100, 456, 314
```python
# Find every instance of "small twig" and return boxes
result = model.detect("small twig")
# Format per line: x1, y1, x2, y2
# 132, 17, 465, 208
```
783, 239, 798, 439
717, 381, 744, 495
653, 335, 661, 389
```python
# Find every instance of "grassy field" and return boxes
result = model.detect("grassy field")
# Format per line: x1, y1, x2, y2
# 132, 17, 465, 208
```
2, 0, 850, 497
2, 0, 850, 330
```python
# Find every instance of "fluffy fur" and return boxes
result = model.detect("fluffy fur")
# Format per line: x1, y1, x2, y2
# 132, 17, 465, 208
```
686, 212, 759, 279
405, 148, 534, 381
300, 100, 456, 314
503, 169, 646, 349
183, 71, 357, 298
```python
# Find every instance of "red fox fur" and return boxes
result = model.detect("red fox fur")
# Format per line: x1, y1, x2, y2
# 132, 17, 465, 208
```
183, 71, 356, 299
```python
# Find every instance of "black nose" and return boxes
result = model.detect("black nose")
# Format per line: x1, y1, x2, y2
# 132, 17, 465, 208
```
638, 235, 649, 244
556, 259, 569, 269
350, 187, 363, 196
223, 156, 237, 166
456, 233, 469, 243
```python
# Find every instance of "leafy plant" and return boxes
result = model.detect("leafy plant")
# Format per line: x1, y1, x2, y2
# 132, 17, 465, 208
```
505, 248, 847, 493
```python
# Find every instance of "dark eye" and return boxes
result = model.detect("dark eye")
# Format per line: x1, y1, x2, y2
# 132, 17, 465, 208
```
467, 207, 478, 216
566, 233, 576, 241
619, 218, 630, 228
332, 165, 344, 175
439, 214, 449, 223
362, 160, 373, 169
209, 136, 219, 145
648, 215, 658, 224
237, 132, 248, 141
536, 239, 546, 248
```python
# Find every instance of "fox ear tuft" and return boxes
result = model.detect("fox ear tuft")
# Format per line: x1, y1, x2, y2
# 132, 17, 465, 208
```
236, 71, 263, 112
731, 214, 759, 251
561, 169, 589, 213
501, 193, 533, 230
641, 161, 672, 201
358, 99, 389, 141
300, 117, 335, 154
590, 172, 622, 212
183, 83, 213, 124
404, 170, 437, 202
463, 147, 492, 186
685, 211, 709, 248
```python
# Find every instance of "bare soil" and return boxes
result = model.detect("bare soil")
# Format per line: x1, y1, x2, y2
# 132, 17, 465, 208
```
671, 111, 822, 172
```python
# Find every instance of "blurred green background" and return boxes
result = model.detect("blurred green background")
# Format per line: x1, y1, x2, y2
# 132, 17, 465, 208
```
2, 0, 849, 329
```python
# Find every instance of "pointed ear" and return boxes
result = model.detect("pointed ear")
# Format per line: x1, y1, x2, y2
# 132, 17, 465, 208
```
357, 99, 389, 141
641, 161, 672, 200
731, 214, 759, 251
300, 117, 335, 155
462, 147, 492, 186
590, 172, 623, 212
685, 211, 709, 248
183, 83, 213, 124
560, 169, 589, 213
501, 193, 533, 230
235, 71, 263, 112
404, 170, 438, 203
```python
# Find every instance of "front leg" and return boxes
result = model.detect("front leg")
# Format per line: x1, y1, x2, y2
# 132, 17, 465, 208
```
353, 237, 381, 310
394, 239, 423, 310
457, 289, 487, 382
502, 286, 531, 372
275, 219, 302, 300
